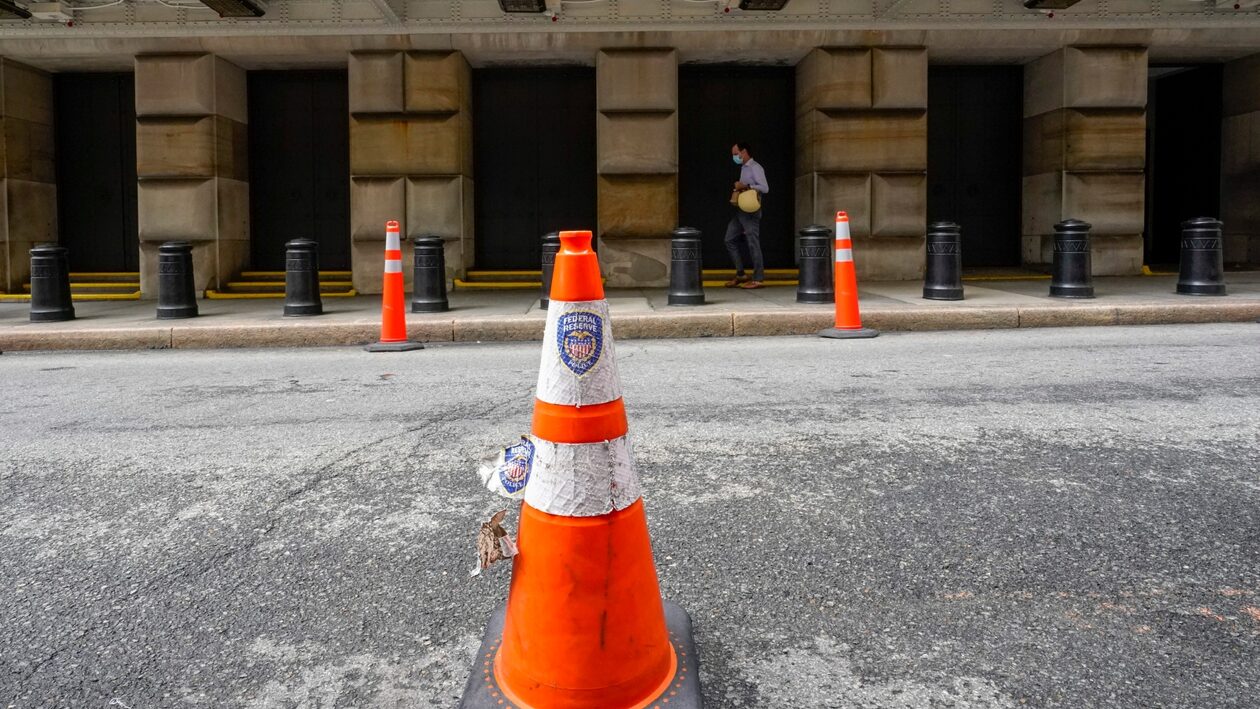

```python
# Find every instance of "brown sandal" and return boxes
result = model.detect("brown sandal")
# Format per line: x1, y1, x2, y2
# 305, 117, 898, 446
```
739, 280, 765, 289
724, 276, 750, 288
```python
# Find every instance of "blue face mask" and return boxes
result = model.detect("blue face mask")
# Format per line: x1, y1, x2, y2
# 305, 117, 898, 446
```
732, 154, 743, 166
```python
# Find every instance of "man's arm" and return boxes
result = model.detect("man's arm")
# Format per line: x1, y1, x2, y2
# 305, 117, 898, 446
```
745, 163, 769, 194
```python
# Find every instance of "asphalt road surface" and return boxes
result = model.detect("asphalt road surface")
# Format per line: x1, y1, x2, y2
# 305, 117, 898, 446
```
2, 324, 1259, 708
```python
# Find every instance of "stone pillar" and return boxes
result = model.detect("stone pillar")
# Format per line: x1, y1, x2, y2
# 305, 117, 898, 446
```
1022, 47, 1147, 275
348, 51, 473, 295
795, 48, 927, 281
1222, 54, 1260, 266
0, 60, 57, 294
134, 54, 249, 298
596, 49, 678, 288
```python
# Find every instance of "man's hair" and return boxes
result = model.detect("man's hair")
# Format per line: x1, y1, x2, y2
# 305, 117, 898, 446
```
734, 142, 752, 154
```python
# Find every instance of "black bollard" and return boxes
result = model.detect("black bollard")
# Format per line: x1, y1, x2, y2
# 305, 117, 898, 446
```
540, 232, 560, 310
1176, 217, 1227, 296
29, 244, 74, 322
284, 239, 323, 317
796, 225, 834, 304
923, 221, 964, 301
1049, 219, 1094, 298
411, 236, 449, 313
156, 241, 199, 319
667, 226, 705, 306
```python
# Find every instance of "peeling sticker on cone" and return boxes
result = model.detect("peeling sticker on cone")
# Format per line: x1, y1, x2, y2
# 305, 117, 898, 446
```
524, 435, 641, 517
536, 299, 621, 407
478, 437, 535, 500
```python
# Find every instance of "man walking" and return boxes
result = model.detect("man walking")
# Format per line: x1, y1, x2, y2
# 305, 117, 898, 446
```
725, 141, 770, 289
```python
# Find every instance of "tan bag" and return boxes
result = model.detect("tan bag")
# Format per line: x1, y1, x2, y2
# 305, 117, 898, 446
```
737, 189, 761, 213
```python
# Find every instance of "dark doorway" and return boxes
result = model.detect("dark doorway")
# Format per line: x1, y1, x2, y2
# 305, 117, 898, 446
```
248, 71, 350, 270
679, 65, 795, 269
473, 68, 597, 270
1146, 65, 1223, 267
928, 66, 1023, 267
54, 73, 139, 272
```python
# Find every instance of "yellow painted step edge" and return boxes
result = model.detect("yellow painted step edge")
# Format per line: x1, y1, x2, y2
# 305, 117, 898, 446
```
453, 280, 540, 290
961, 274, 1052, 282
205, 290, 359, 299
240, 271, 352, 278
0, 292, 141, 302
468, 270, 543, 277
702, 280, 798, 287
226, 281, 353, 289
68, 272, 139, 278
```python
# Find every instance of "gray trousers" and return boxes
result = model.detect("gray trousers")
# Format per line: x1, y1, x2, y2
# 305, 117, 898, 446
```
724, 209, 764, 281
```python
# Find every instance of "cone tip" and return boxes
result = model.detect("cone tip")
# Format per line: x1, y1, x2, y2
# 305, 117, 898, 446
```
835, 211, 848, 222
558, 230, 594, 253
386, 220, 400, 230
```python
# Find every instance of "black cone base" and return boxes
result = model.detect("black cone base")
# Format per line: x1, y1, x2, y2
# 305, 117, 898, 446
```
796, 294, 833, 304
1049, 287, 1094, 299
364, 340, 425, 352
411, 302, 450, 313
157, 306, 199, 320
284, 304, 324, 317
922, 289, 963, 301
30, 309, 74, 323
668, 295, 705, 306
459, 600, 702, 709
818, 326, 879, 339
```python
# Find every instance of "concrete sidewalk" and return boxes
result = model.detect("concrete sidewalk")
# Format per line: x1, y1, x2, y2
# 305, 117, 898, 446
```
2, 272, 1259, 351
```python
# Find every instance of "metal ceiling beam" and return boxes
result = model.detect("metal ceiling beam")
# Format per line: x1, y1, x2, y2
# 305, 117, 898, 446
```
368, 0, 403, 24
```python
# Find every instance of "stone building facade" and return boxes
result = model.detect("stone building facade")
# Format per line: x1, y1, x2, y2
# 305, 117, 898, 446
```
0, 0, 1256, 295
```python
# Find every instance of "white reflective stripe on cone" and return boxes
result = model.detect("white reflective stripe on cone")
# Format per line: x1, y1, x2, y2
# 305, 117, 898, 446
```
386, 232, 401, 251
385, 260, 403, 273
536, 298, 623, 407
525, 435, 642, 517
835, 248, 854, 263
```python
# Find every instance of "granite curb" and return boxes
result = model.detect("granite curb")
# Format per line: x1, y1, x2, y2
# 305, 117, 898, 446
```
1, 300, 1258, 352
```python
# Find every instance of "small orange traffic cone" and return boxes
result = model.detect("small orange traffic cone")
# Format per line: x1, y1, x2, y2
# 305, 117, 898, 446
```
460, 230, 701, 709
365, 220, 424, 352
819, 211, 879, 339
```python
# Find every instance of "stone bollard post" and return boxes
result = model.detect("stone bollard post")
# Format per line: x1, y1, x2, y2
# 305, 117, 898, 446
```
411, 236, 449, 313
29, 244, 74, 323
283, 239, 323, 317
1176, 217, 1227, 296
1049, 219, 1094, 299
796, 225, 834, 304
923, 221, 964, 301
540, 232, 560, 310
667, 227, 705, 306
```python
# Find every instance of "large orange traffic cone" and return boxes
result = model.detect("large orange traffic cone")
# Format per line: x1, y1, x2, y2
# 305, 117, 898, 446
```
460, 230, 701, 709
819, 211, 879, 339
365, 220, 424, 352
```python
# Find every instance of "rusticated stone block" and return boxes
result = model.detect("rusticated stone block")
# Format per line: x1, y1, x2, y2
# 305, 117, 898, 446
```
1024, 49, 1066, 118
597, 112, 677, 174
597, 174, 678, 240
871, 173, 926, 237
1022, 110, 1065, 177
217, 178, 250, 243
814, 172, 871, 237
406, 175, 467, 239
1021, 172, 1063, 240
350, 114, 470, 176
405, 52, 470, 114
796, 108, 816, 176
1090, 234, 1143, 276
352, 238, 415, 295
852, 235, 924, 281
597, 49, 677, 113
135, 54, 216, 118
213, 57, 247, 125
350, 176, 405, 241
137, 117, 216, 178
2, 60, 53, 125
138, 178, 216, 242
4, 117, 56, 183
215, 116, 249, 181
815, 111, 926, 173
1063, 47, 1148, 110
797, 48, 871, 115
5, 179, 57, 245
349, 51, 405, 114
597, 237, 670, 288
1065, 109, 1145, 172
872, 48, 927, 110
1063, 171, 1145, 235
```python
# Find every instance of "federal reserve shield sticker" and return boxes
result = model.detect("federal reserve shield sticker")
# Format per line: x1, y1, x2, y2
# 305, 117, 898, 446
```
499, 437, 535, 495
556, 310, 605, 378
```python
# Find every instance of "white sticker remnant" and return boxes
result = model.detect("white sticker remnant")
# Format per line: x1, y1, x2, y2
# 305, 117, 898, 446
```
524, 435, 642, 517
536, 299, 622, 407
477, 437, 535, 500
471, 509, 518, 577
